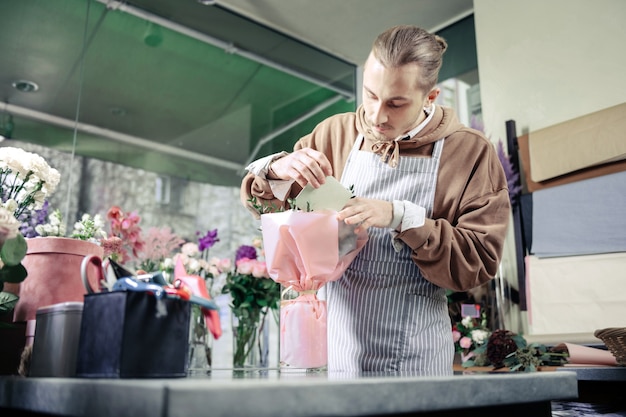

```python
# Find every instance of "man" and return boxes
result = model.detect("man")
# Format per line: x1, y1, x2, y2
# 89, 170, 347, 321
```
241, 25, 510, 375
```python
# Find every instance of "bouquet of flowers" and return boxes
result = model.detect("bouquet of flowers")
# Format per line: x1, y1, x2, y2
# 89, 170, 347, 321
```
261, 209, 367, 370
221, 240, 280, 368
452, 312, 491, 365
0, 147, 60, 221
0, 147, 60, 313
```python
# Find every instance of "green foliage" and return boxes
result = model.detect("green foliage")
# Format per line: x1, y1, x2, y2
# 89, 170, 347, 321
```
0, 234, 28, 282
222, 272, 280, 368
0, 233, 28, 313
0, 291, 19, 314
247, 196, 286, 216
503, 342, 569, 372
0, 263, 27, 284
0, 234, 27, 267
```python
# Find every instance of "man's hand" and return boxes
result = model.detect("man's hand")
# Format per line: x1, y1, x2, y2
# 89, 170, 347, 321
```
269, 148, 332, 189
337, 197, 393, 234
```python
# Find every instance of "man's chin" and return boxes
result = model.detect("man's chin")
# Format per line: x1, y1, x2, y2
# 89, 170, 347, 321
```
371, 130, 392, 142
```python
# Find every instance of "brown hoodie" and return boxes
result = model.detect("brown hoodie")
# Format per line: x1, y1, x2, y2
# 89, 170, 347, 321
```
241, 105, 510, 291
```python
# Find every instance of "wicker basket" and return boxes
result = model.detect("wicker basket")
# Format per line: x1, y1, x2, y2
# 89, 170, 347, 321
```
594, 327, 626, 366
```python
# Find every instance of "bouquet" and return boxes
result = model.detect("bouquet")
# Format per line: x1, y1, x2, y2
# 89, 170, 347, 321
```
261, 209, 367, 369
221, 242, 280, 368
452, 313, 491, 364
0, 147, 60, 313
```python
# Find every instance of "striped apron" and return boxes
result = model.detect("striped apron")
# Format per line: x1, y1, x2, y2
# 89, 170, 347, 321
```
325, 134, 453, 375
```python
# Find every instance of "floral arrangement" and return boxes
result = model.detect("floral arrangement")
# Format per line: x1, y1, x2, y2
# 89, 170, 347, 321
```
221, 239, 281, 368
454, 323, 569, 371
466, 329, 568, 371
0, 147, 60, 221
0, 147, 60, 313
452, 313, 491, 364
161, 229, 230, 295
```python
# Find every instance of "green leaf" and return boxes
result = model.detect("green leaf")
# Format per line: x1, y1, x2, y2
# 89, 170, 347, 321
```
0, 263, 28, 283
0, 291, 19, 313
0, 234, 27, 266
512, 334, 527, 348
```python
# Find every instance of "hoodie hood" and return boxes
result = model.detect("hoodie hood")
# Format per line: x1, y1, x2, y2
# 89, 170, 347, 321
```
355, 104, 464, 167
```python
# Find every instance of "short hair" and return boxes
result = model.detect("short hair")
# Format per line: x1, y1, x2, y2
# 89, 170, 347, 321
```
371, 25, 448, 92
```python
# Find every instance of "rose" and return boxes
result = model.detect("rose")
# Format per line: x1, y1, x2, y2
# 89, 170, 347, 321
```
459, 336, 472, 349
236, 258, 254, 275
251, 261, 268, 278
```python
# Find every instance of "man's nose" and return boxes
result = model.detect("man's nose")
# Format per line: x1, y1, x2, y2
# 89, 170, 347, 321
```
371, 103, 387, 125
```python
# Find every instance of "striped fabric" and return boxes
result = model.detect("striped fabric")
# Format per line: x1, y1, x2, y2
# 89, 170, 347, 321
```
326, 136, 453, 375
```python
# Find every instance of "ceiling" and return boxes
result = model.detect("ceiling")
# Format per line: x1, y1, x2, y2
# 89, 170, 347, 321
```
0, 0, 474, 187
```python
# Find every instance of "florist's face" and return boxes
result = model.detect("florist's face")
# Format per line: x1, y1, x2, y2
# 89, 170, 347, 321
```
362, 52, 438, 141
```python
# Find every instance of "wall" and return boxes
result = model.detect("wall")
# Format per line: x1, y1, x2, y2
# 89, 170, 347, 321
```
473, 0, 626, 335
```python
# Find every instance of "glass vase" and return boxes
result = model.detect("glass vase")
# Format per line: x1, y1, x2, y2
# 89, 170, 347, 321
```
279, 288, 327, 372
231, 308, 271, 370
187, 305, 213, 375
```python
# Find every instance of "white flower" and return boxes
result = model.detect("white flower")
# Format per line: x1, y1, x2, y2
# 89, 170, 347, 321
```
471, 329, 490, 345
162, 257, 174, 269
35, 209, 66, 237
0, 147, 60, 219
2, 199, 18, 214
461, 316, 473, 328
187, 258, 200, 273
0, 207, 20, 240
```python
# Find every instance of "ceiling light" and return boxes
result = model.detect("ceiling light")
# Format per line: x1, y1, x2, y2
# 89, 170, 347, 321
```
12, 80, 39, 93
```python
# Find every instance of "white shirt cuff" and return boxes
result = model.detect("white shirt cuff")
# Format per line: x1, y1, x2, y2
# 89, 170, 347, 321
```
400, 201, 426, 232
245, 151, 294, 201
245, 151, 288, 178
389, 201, 426, 253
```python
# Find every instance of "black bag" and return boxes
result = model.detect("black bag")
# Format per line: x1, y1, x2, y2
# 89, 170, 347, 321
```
76, 290, 190, 378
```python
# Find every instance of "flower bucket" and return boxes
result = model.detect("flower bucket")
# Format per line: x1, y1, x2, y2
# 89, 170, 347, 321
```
7, 237, 103, 323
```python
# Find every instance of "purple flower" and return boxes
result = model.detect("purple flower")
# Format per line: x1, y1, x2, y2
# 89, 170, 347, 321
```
197, 228, 219, 251
19, 200, 50, 238
235, 245, 257, 262
496, 140, 522, 206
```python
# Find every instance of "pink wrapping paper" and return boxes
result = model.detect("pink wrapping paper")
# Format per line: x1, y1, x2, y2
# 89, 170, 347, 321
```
280, 293, 327, 369
261, 210, 367, 369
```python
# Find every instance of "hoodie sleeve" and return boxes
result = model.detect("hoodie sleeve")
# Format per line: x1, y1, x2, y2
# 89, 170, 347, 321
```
240, 112, 358, 218
396, 130, 511, 292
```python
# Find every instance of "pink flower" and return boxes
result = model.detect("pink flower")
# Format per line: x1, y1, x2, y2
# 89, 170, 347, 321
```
101, 236, 123, 259
459, 336, 472, 349
251, 261, 268, 278
218, 258, 231, 271
236, 258, 254, 275
452, 330, 461, 343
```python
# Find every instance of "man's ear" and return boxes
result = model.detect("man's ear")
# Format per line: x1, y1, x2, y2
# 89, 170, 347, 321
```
426, 88, 440, 105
